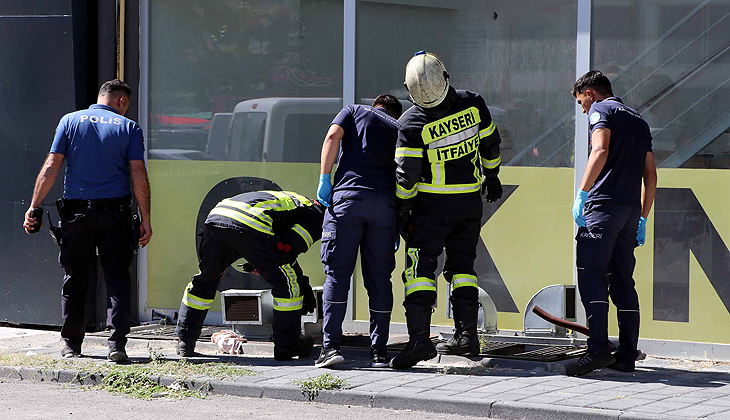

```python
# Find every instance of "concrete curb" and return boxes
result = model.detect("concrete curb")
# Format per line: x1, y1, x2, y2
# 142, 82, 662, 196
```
491, 401, 622, 420
0, 365, 683, 420
83, 335, 579, 375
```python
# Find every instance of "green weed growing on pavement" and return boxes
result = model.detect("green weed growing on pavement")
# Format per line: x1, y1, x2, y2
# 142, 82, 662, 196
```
0, 351, 257, 399
99, 368, 199, 400
478, 333, 491, 354
293, 373, 349, 402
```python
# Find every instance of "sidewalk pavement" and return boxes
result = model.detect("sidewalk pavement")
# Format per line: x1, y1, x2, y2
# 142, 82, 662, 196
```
2, 326, 730, 420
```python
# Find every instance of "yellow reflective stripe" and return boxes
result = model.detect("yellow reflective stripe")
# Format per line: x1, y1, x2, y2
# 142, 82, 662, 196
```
405, 248, 419, 282
452, 274, 478, 289
181, 282, 214, 311
426, 135, 479, 162
273, 296, 303, 311
417, 182, 480, 194
267, 191, 297, 210
472, 151, 480, 182
209, 207, 274, 235
280, 264, 300, 298
220, 199, 273, 223
422, 106, 482, 144
479, 121, 496, 138
395, 147, 423, 158
282, 191, 312, 206
427, 125, 479, 149
291, 224, 313, 249
396, 183, 418, 199
432, 162, 444, 185
405, 277, 437, 296
481, 155, 501, 169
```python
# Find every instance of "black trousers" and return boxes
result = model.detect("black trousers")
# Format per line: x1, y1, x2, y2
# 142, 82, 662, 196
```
576, 202, 641, 360
59, 206, 133, 351
177, 225, 309, 346
403, 192, 482, 311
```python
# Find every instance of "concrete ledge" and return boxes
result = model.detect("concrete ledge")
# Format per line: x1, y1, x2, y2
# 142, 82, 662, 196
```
618, 413, 678, 420
315, 389, 374, 407
0, 364, 681, 420
207, 380, 264, 398
492, 401, 621, 420
373, 393, 493, 417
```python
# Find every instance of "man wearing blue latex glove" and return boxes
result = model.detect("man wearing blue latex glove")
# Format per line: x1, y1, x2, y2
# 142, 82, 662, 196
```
636, 217, 647, 246
317, 174, 333, 207
566, 71, 657, 377
316, 95, 403, 369
572, 190, 588, 227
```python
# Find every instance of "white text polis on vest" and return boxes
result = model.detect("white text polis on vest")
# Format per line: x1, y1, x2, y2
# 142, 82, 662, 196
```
79, 115, 123, 125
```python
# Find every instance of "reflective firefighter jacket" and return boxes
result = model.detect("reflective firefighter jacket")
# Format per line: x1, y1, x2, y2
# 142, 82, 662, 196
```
205, 190, 323, 255
395, 89, 501, 208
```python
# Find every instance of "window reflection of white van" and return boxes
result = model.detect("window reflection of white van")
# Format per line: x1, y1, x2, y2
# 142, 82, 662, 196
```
156, 97, 506, 163
221, 97, 345, 163
220, 97, 506, 164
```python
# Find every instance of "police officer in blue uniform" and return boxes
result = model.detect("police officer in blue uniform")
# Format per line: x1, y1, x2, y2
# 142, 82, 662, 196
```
176, 190, 324, 361
23, 79, 152, 362
568, 70, 657, 376
315, 95, 403, 368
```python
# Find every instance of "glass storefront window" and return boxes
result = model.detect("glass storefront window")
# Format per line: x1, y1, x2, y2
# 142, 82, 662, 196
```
593, 0, 730, 169
356, 0, 578, 168
148, 0, 343, 163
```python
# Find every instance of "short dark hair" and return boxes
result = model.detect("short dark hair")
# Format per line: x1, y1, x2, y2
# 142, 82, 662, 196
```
372, 94, 403, 118
572, 70, 613, 97
99, 79, 132, 98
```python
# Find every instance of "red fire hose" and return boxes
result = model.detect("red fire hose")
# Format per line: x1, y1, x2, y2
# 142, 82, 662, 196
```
532, 305, 591, 337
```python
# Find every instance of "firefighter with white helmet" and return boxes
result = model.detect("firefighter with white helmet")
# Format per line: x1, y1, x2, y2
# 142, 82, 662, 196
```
390, 51, 503, 369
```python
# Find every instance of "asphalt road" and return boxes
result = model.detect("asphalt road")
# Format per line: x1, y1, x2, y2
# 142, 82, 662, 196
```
0, 379, 494, 420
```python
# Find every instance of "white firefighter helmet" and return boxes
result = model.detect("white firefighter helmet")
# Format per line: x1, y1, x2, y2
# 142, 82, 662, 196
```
404, 51, 449, 108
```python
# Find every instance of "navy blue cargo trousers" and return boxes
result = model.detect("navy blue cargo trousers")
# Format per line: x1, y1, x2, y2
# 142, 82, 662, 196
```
576, 201, 641, 362
321, 189, 397, 352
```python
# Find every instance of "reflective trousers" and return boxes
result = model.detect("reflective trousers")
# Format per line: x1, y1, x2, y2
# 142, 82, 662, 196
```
176, 225, 308, 346
321, 189, 397, 352
402, 192, 482, 323
576, 201, 641, 360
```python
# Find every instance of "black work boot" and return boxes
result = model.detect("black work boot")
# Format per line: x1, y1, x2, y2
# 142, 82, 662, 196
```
566, 352, 616, 376
273, 309, 311, 361
61, 343, 82, 358
608, 357, 635, 372
274, 335, 315, 361
437, 296, 480, 356
436, 330, 480, 356
176, 339, 197, 357
390, 305, 437, 369
176, 301, 208, 357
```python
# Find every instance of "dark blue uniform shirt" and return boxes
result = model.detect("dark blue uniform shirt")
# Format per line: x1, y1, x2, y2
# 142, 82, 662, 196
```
330, 105, 399, 195
587, 97, 652, 206
50, 104, 145, 200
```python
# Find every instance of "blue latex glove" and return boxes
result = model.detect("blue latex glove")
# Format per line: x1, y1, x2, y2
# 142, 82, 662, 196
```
636, 216, 647, 246
317, 174, 333, 207
572, 190, 588, 227
395, 234, 400, 252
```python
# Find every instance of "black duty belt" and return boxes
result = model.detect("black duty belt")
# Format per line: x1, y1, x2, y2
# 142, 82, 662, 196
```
63, 197, 132, 212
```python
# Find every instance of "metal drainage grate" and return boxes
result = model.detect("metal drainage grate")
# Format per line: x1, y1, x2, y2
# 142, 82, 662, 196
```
388, 338, 586, 362
479, 341, 586, 362
88, 325, 225, 342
